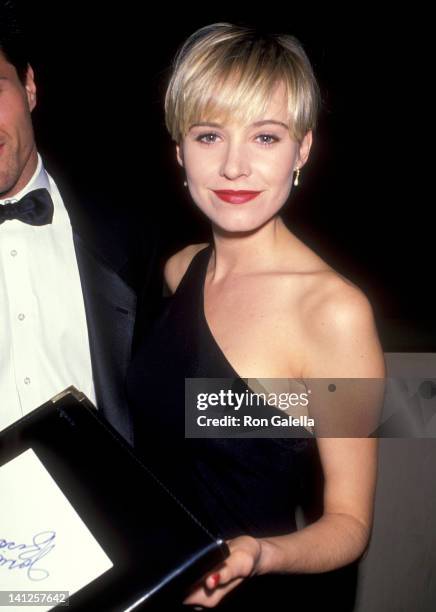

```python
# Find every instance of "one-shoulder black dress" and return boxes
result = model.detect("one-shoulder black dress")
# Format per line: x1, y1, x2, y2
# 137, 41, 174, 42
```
126, 245, 357, 611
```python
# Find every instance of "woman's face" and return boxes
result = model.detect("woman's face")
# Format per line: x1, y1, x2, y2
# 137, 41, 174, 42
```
176, 82, 312, 234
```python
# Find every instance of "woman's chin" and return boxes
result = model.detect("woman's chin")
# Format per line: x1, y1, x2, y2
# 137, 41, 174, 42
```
211, 214, 274, 236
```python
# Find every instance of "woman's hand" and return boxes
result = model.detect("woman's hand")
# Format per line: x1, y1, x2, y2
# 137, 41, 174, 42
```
183, 535, 263, 608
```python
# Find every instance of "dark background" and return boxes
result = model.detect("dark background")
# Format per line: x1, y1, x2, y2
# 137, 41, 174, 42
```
8, 1, 435, 351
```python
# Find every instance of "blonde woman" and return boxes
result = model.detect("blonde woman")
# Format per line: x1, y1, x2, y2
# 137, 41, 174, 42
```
127, 23, 385, 609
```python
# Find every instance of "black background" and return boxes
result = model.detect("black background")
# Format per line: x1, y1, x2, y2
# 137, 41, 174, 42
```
7, 1, 435, 351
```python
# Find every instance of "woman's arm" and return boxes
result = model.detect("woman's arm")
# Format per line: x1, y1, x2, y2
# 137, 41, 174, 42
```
257, 436, 378, 574
184, 285, 385, 607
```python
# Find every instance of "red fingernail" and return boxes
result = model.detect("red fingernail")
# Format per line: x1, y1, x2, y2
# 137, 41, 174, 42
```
210, 572, 220, 588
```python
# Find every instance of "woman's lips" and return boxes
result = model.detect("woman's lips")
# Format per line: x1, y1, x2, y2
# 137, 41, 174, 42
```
212, 190, 262, 204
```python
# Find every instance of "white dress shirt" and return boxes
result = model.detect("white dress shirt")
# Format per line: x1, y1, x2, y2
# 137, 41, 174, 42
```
0, 153, 97, 431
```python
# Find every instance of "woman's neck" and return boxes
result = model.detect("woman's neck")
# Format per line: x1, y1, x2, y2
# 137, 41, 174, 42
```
209, 216, 294, 280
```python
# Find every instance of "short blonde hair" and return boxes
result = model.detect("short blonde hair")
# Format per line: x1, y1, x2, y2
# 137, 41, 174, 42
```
165, 23, 321, 144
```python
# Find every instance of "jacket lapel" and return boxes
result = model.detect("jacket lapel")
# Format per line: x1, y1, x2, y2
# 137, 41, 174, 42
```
73, 231, 136, 443
53, 173, 160, 444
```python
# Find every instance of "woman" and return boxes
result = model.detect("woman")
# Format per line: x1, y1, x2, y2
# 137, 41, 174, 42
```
127, 23, 385, 609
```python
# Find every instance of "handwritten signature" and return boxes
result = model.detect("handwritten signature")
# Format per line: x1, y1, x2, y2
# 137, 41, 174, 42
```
0, 531, 56, 581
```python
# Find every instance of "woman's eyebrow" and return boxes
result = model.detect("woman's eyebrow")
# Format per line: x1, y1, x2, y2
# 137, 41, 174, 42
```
190, 122, 222, 128
190, 120, 289, 129
252, 120, 289, 129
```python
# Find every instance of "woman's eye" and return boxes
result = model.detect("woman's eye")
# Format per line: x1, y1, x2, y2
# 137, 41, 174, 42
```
196, 132, 220, 144
194, 132, 279, 146
256, 134, 279, 146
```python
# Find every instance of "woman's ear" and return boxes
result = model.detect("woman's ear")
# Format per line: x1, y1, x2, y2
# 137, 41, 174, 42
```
176, 144, 184, 168
296, 130, 313, 169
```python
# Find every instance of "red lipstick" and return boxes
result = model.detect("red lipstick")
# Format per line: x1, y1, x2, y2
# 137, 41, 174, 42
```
212, 190, 262, 204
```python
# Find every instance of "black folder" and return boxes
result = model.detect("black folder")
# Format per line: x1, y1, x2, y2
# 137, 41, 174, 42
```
0, 387, 229, 611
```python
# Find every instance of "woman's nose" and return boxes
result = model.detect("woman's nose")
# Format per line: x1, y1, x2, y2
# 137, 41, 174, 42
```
219, 142, 250, 180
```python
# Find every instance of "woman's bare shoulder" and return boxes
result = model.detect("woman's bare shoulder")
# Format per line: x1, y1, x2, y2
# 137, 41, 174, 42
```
303, 270, 374, 333
164, 243, 209, 294
275, 237, 376, 344
298, 270, 385, 377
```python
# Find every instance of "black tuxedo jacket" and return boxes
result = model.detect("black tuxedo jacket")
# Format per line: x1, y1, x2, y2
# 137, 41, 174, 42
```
56, 177, 161, 445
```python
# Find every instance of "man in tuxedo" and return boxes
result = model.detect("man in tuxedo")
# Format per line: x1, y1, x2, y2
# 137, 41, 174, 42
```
0, 21, 159, 442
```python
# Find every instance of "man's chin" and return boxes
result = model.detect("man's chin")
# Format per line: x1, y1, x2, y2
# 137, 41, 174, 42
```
0, 170, 21, 199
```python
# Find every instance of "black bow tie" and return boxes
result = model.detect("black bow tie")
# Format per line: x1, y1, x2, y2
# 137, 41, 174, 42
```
0, 188, 54, 226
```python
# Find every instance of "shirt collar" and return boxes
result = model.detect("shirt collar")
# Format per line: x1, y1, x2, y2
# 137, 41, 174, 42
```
0, 153, 51, 205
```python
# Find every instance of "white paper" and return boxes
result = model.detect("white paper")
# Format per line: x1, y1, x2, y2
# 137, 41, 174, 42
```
0, 448, 113, 611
